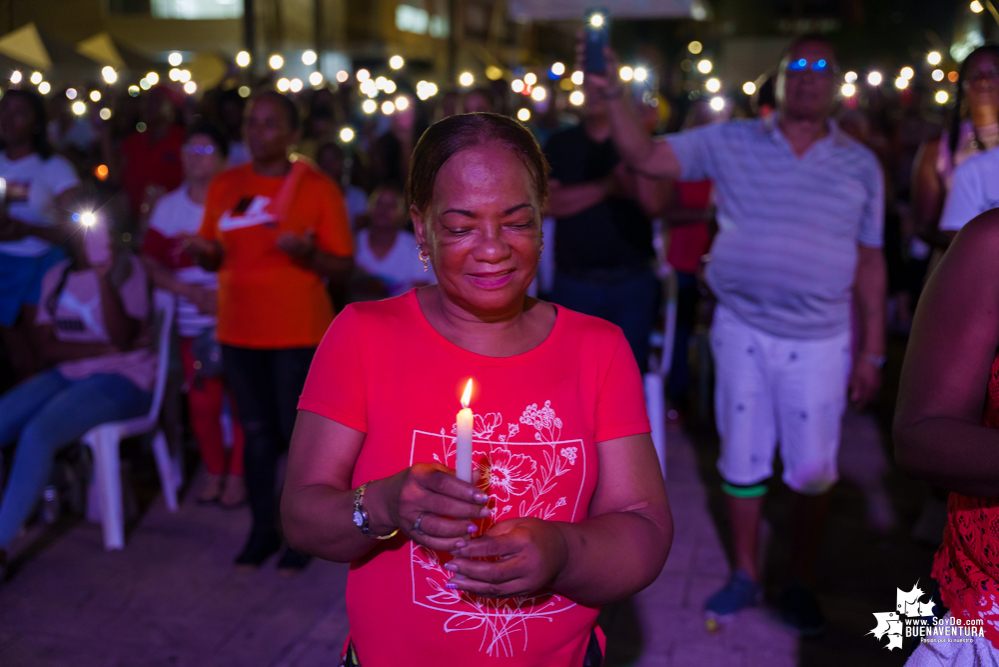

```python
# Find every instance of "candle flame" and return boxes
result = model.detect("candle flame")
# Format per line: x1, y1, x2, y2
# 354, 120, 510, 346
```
461, 379, 473, 408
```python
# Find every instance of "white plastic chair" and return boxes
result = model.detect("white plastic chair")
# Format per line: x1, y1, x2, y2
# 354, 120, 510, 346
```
645, 219, 678, 479
81, 289, 181, 550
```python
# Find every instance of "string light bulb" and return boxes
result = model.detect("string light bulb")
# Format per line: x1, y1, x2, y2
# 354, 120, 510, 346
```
517, 108, 531, 121
168, 52, 183, 66
236, 51, 251, 67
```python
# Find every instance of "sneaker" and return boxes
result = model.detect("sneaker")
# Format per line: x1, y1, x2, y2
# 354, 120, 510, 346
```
219, 475, 247, 508
705, 569, 762, 620
234, 531, 281, 572
277, 547, 312, 577
779, 581, 825, 637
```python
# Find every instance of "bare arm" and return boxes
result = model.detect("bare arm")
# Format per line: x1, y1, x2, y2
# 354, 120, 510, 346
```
547, 178, 613, 218
281, 411, 490, 563
97, 262, 143, 350
182, 234, 223, 272
849, 245, 887, 407
35, 323, 117, 365
276, 230, 354, 284
894, 211, 999, 497
447, 433, 673, 606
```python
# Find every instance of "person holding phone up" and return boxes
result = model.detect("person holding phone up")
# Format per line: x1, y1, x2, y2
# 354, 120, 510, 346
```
184, 91, 354, 575
0, 212, 154, 578
0, 89, 83, 381
584, 33, 887, 635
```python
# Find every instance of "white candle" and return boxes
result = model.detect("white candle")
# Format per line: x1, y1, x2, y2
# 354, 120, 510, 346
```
456, 379, 474, 482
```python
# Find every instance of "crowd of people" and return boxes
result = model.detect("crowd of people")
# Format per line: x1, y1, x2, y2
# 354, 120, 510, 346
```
0, 30, 998, 665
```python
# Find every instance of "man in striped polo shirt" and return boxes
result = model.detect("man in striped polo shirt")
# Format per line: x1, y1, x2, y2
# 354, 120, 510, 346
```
593, 34, 886, 635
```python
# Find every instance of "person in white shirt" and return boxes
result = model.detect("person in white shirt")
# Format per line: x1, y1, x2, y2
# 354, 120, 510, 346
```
938, 147, 999, 234
0, 89, 83, 381
141, 123, 246, 508
350, 187, 435, 301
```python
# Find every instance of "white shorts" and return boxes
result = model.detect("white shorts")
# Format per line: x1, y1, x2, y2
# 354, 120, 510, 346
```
709, 304, 852, 495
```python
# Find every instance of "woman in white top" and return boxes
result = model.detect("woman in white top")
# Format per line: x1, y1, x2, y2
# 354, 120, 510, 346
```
350, 187, 435, 302
0, 89, 83, 381
141, 123, 246, 507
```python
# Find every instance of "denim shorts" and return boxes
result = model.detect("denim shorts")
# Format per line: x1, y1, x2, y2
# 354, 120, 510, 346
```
0, 246, 66, 326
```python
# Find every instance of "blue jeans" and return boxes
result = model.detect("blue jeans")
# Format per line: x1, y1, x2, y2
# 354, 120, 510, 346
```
0, 369, 151, 549
551, 268, 659, 372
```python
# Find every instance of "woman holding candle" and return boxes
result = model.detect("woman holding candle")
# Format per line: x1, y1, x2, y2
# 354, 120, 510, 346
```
282, 113, 673, 666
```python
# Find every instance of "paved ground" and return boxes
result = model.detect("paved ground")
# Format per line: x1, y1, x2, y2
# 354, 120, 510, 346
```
0, 346, 933, 666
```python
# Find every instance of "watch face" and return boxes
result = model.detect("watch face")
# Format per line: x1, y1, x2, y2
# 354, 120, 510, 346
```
353, 510, 364, 528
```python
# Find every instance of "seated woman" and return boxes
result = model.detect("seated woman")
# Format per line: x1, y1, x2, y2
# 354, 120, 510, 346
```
281, 113, 674, 666
0, 213, 153, 575
350, 186, 435, 302
895, 209, 999, 663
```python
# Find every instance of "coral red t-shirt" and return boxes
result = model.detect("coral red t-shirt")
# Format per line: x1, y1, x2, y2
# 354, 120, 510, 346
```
298, 290, 650, 667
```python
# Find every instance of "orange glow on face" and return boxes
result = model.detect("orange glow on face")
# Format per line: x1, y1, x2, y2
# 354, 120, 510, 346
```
94, 164, 109, 181
461, 379, 473, 408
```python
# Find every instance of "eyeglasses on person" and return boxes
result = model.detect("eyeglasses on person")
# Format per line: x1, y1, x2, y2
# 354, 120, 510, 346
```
785, 58, 837, 74
183, 145, 215, 155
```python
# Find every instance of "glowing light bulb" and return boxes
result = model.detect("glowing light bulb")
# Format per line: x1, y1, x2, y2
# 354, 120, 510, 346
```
688, 41, 703, 55
269, 55, 284, 70
276, 78, 290, 92
619, 66, 634, 81
927, 51, 942, 65
517, 108, 530, 121
705, 77, 721, 93
302, 50, 317, 66
569, 90, 584, 106
895, 76, 909, 90
66, 88, 77, 99
459, 72, 474, 86
184, 81, 197, 94
589, 13, 604, 28
932, 69, 945, 81
30, 71, 42, 85
37, 82, 50, 95
168, 52, 183, 66
139, 78, 151, 90
336, 70, 349, 83
10, 71, 21, 84
80, 212, 97, 227
71, 101, 86, 115
972, 1, 984, 13
709, 96, 725, 111
381, 100, 395, 114
356, 69, 370, 82
236, 51, 251, 67
901, 66, 914, 80
169, 68, 181, 81
362, 99, 377, 114
841, 83, 856, 97
389, 55, 404, 70
146, 72, 159, 85
289, 78, 303, 93
395, 95, 409, 111
238, 86, 250, 98
178, 70, 191, 83
697, 60, 713, 74
99, 107, 112, 120
309, 71, 323, 86
384, 80, 397, 94
936, 90, 950, 104
531, 86, 546, 101
845, 71, 858, 83
340, 127, 355, 142
90, 90, 101, 102
524, 72, 537, 86
743, 81, 756, 95
551, 62, 565, 76
571, 71, 584, 85
511, 79, 525, 93
867, 71, 882, 86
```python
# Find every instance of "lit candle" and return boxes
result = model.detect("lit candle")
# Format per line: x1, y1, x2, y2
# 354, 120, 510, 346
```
456, 379, 474, 482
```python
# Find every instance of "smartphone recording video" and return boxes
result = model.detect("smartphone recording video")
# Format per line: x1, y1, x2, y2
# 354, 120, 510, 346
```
585, 8, 609, 74
80, 211, 112, 266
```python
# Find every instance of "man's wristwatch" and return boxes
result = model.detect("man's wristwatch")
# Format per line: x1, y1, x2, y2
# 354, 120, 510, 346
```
864, 354, 886, 370
352, 483, 399, 540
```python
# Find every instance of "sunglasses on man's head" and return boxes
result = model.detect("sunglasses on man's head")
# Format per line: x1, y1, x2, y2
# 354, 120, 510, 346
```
785, 58, 835, 73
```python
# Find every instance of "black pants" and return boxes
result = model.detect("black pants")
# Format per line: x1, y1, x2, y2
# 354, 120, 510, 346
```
221, 345, 315, 537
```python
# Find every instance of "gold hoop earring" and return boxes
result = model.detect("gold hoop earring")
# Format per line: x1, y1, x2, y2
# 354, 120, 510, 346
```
417, 244, 430, 272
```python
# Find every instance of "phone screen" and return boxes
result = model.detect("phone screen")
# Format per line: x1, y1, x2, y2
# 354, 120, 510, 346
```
83, 218, 112, 266
585, 9, 609, 74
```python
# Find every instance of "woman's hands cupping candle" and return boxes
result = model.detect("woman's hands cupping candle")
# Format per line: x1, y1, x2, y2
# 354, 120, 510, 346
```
455, 379, 474, 482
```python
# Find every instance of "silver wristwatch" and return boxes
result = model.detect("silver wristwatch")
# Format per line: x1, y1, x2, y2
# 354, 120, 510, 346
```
352, 483, 398, 540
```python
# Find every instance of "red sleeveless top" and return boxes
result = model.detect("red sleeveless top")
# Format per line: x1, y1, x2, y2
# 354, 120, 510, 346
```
932, 354, 999, 649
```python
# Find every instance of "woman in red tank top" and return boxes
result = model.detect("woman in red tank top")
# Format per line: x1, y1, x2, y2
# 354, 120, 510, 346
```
896, 209, 999, 662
